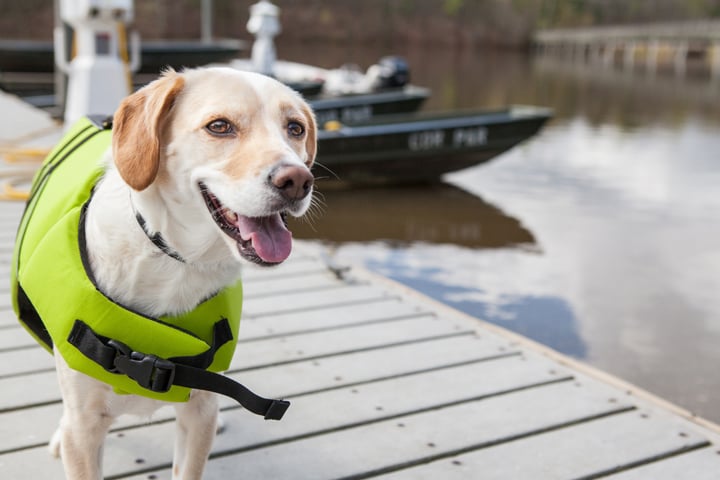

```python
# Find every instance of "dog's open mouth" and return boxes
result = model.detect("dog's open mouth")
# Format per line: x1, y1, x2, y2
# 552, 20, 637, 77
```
199, 182, 292, 265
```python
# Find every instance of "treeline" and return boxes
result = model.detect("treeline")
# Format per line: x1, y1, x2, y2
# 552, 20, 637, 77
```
535, 0, 720, 28
1, 0, 719, 49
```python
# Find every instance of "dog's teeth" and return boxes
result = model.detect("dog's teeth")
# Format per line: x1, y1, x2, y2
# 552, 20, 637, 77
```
223, 209, 238, 224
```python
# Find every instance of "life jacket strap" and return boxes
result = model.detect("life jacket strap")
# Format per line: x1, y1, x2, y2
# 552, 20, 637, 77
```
67, 319, 290, 421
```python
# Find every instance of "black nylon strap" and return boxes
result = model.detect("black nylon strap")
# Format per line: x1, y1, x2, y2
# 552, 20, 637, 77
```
172, 363, 290, 420
169, 319, 233, 369
134, 211, 186, 263
67, 320, 118, 370
67, 320, 289, 420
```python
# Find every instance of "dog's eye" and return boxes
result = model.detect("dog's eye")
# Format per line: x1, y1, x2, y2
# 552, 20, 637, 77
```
206, 119, 234, 136
287, 121, 305, 138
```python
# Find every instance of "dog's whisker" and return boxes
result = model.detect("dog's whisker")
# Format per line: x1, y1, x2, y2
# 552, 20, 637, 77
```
313, 162, 340, 180
310, 194, 326, 212
305, 205, 322, 223
307, 200, 326, 226
293, 195, 324, 229
311, 190, 326, 203
298, 211, 321, 231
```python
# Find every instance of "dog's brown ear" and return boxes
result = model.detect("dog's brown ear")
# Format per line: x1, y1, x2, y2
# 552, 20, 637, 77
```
300, 102, 317, 166
112, 71, 185, 191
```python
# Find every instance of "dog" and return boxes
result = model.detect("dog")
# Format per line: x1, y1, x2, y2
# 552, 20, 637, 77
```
40, 67, 316, 479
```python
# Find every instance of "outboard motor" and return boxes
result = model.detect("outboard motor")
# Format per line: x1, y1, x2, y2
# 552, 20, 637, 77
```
370, 56, 411, 89
324, 55, 412, 95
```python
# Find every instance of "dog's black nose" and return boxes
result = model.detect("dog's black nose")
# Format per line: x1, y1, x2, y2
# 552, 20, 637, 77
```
270, 165, 314, 201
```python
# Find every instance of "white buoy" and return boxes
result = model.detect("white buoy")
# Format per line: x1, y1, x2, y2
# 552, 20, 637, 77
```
55, 0, 140, 126
247, 0, 280, 77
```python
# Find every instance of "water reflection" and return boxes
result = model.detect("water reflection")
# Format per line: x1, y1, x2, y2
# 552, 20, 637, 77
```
290, 183, 535, 248
445, 116, 720, 421
531, 56, 720, 127
290, 184, 589, 356
368, 251, 587, 359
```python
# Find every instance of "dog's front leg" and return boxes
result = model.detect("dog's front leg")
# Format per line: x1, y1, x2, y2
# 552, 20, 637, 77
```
172, 390, 219, 480
54, 353, 114, 480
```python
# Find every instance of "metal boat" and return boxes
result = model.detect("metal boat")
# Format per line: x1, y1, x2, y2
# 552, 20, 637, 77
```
315, 106, 552, 185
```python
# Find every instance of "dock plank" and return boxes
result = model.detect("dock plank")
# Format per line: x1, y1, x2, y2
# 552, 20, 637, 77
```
0, 324, 37, 350
239, 297, 433, 340
0, 310, 19, 328
241, 256, 335, 281
380, 409, 713, 480
227, 315, 473, 371
242, 283, 396, 318
605, 447, 720, 480
116, 380, 637, 480
242, 271, 355, 299
0, 346, 53, 376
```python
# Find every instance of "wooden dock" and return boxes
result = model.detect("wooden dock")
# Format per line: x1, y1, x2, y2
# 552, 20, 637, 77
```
534, 20, 720, 77
1, 92, 719, 478
0, 198, 719, 479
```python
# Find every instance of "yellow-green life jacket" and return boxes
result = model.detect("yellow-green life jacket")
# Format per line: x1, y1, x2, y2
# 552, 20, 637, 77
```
10, 117, 288, 419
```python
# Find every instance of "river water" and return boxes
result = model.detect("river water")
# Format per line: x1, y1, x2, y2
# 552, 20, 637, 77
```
282, 43, 720, 424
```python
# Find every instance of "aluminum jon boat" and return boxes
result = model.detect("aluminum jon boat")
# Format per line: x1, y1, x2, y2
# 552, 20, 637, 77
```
315, 105, 552, 185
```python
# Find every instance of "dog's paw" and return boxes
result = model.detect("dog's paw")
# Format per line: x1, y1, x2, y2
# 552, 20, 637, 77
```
48, 428, 62, 458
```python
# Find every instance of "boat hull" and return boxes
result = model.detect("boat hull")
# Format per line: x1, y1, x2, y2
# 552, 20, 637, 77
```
0, 39, 244, 73
311, 86, 429, 126
316, 107, 551, 185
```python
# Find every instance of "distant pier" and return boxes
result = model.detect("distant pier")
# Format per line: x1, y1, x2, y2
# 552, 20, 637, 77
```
534, 20, 720, 77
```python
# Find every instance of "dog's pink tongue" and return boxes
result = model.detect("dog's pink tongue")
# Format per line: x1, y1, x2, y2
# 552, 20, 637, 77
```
236, 214, 292, 263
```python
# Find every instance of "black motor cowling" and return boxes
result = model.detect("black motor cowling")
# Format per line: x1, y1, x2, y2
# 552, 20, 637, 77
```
373, 56, 410, 88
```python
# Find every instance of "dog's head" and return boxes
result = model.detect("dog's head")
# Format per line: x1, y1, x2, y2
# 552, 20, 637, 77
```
111, 67, 316, 266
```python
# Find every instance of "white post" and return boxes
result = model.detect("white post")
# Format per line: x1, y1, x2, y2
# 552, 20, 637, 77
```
247, 0, 281, 77
58, 0, 136, 126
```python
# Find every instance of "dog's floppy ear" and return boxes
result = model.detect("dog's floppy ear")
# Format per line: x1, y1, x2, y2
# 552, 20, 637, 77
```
300, 102, 317, 166
112, 70, 185, 191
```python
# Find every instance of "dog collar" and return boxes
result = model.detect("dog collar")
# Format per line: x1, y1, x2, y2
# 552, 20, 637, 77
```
133, 208, 187, 263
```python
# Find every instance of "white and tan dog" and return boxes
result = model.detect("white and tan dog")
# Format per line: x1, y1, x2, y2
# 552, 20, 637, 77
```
49, 67, 316, 479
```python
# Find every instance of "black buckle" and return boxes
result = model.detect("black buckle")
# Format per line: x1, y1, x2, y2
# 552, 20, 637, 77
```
108, 340, 176, 393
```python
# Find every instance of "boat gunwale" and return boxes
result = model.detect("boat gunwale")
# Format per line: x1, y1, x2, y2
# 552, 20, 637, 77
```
317, 106, 552, 138
309, 85, 431, 109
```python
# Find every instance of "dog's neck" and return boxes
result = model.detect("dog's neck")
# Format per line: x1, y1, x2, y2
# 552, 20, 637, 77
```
83, 166, 242, 318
